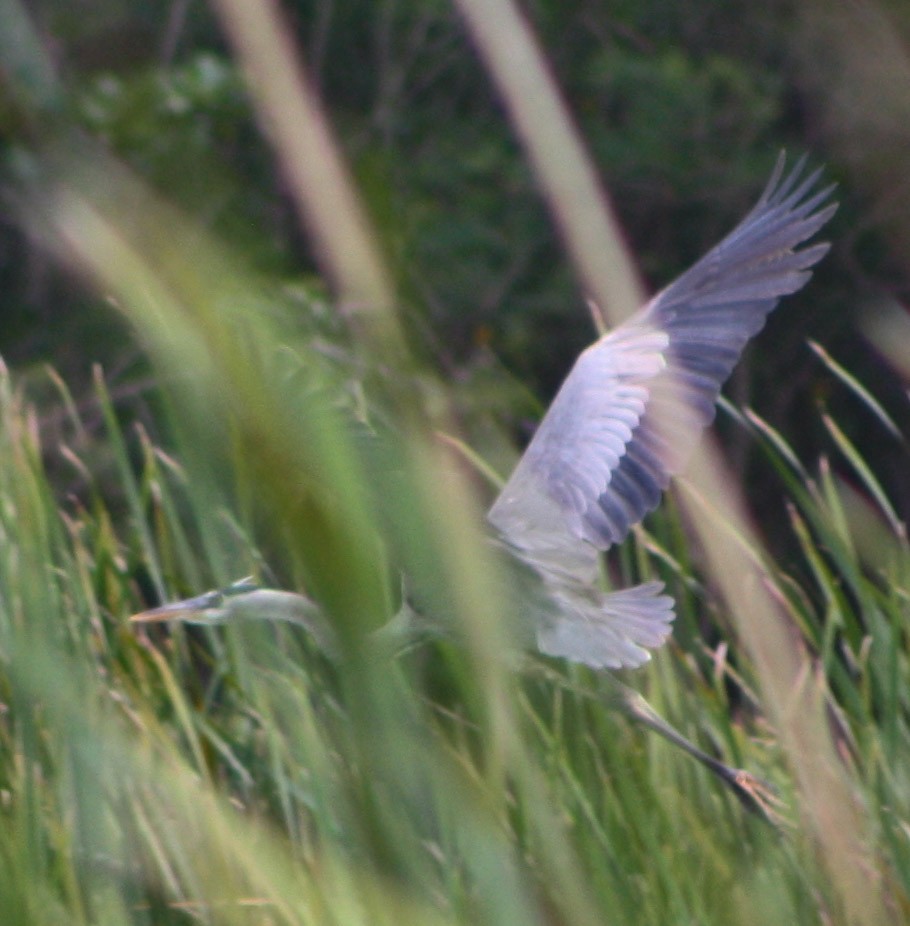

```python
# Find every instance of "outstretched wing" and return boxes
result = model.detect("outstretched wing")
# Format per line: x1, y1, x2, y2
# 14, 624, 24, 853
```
489, 155, 836, 564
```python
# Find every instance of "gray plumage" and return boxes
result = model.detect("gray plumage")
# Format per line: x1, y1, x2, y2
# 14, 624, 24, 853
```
488, 155, 836, 669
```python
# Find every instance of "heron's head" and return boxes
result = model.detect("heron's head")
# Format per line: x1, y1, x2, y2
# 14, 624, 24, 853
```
129, 579, 266, 626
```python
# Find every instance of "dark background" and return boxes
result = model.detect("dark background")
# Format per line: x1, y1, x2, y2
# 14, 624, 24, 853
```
2, 0, 909, 532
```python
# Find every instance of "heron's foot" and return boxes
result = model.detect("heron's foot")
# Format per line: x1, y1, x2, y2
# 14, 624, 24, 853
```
725, 767, 789, 828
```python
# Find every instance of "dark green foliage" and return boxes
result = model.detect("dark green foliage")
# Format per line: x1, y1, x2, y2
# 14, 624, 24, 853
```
1, 0, 862, 393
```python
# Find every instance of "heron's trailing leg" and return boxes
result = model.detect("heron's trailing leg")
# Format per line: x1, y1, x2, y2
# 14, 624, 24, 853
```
605, 679, 787, 826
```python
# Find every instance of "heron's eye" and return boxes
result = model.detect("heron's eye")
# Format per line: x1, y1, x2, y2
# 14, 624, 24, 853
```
224, 580, 260, 597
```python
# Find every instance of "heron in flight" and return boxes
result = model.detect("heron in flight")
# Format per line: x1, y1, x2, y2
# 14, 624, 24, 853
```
132, 155, 836, 821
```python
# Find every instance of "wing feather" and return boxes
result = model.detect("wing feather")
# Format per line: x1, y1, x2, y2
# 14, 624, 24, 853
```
539, 581, 675, 668
490, 155, 836, 559
488, 323, 668, 568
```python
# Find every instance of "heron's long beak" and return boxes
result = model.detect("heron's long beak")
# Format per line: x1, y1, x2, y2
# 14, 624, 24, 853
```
129, 593, 218, 624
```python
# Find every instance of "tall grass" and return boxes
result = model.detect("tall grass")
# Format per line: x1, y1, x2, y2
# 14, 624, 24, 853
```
2, 166, 909, 922
2, 2, 910, 924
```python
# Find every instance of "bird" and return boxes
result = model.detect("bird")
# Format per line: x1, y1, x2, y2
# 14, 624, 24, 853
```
131, 154, 836, 822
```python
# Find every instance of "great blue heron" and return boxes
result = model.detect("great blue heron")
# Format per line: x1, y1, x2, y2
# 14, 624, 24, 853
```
132, 155, 836, 822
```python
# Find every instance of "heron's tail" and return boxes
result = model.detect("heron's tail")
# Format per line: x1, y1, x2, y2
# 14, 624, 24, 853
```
538, 581, 675, 669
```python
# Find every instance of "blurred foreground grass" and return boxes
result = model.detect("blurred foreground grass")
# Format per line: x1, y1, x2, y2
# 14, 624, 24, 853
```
2, 2, 910, 923
1, 155, 910, 924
